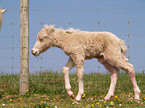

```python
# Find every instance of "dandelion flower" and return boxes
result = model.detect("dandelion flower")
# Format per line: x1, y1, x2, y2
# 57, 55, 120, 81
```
10, 99, 12, 102
110, 101, 113, 105
104, 101, 106, 104
41, 101, 43, 103
115, 96, 118, 98
100, 105, 102, 107
26, 89, 28, 92
82, 94, 86, 97
91, 104, 94, 107
96, 102, 99, 104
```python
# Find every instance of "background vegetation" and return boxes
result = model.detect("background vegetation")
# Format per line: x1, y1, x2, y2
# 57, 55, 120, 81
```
0, 70, 145, 108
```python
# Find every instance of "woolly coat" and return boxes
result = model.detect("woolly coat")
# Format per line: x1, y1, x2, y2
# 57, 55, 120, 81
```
50, 28, 127, 67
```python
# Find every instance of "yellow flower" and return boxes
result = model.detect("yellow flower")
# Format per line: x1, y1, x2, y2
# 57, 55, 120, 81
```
104, 101, 106, 104
41, 101, 43, 103
115, 96, 118, 98
91, 104, 94, 107
96, 102, 99, 104
100, 105, 102, 107
26, 89, 28, 92
85, 106, 88, 108
82, 94, 86, 97
20, 100, 22, 102
10, 99, 12, 102
110, 101, 113, 105
46, 98, 49, 100
45, 107, 49, 108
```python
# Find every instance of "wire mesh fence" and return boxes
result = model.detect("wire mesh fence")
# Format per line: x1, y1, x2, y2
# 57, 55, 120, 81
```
0, 4, 145, 96
0, 5, 145, 75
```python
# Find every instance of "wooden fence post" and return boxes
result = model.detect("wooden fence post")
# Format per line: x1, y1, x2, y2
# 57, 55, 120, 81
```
20, 0, 29, 95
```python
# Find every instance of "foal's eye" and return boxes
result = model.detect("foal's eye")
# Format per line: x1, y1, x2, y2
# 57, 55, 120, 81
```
39, 38, 43, 42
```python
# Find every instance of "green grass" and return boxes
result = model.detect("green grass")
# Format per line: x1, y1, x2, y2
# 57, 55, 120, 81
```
0, 70, 145, 108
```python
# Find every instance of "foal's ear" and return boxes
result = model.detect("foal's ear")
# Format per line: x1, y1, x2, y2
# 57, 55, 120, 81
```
51, 24, 55, 28
44, 24, 49, 29
44, 24, 55, 34
44, 24, 55, 29
49, 24, 55, 32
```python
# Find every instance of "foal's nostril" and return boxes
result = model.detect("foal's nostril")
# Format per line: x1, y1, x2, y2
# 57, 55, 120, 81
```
31, 49, 37, 55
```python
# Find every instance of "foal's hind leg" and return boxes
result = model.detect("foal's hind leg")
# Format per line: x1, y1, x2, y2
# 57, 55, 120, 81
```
107, 58, 141, 100
104, 62, 120, 100
98, 58, 120, 100
119, 61, 141, 100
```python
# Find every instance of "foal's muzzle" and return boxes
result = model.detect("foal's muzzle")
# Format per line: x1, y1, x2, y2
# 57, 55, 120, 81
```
31, 48, 40, 56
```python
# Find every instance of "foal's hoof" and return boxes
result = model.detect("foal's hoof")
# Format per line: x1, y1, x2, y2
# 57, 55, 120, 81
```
70, 93, 75, 99
67, 90, 75, 99
104, 95, 114, 101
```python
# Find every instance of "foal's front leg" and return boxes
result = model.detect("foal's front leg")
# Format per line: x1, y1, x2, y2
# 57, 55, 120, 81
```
63, 58, 74, 98
75, 66, 84, 101
71, 53, 85, 101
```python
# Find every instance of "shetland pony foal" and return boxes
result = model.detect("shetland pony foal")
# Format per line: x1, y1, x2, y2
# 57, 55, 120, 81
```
32, 25, 141, 101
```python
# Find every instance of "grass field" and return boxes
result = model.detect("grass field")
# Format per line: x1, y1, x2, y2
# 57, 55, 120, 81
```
0, 70, 145, 108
